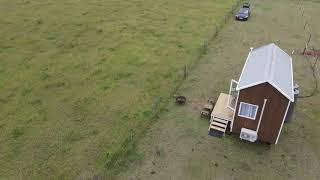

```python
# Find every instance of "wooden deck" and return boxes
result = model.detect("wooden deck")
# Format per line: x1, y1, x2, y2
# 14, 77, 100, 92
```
208, 93, 234, 134
211, 93, 234, 122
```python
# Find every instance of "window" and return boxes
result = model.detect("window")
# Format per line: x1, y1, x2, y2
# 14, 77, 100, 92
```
238, 102, 258, 120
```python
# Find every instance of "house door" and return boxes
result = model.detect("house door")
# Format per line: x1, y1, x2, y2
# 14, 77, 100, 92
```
227, 79, 238, 110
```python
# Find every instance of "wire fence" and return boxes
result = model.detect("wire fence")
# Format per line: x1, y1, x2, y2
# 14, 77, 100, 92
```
296, 0, 319, 98
106, 0, 244, 171
150, 0, 243, 115
297, 0, 316, 54
185, 0, 242, 78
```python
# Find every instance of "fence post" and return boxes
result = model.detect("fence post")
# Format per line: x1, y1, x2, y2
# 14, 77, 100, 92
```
129, 129, 134, 140
302, 34, 311, 55
306, 34, 312, 47
302, 46, 307, 55
304, 21, 308, 30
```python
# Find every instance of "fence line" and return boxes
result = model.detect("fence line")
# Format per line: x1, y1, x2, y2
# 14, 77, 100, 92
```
296, 0, 319, 98
105, 0, 244, 172
181, 0, 241, 80
297, 0, 317, 53
151, 0, 243, 116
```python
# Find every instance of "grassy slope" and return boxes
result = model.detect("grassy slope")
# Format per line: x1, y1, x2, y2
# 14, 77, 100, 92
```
118, 0, 320, 179
0, 0, 237, 178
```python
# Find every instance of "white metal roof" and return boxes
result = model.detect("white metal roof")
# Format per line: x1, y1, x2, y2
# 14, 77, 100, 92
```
236, 43, 294, 102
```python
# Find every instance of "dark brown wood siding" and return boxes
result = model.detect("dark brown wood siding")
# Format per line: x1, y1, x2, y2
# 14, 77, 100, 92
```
232, 83, 289, 144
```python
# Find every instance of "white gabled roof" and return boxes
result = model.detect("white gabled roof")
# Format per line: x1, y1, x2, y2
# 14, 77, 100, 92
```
236, 43, 294, 102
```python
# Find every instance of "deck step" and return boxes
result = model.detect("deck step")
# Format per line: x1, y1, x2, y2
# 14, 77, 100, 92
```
211, 121, 227, 128
212, 117, 228, 124
209, 125, 226, 133
208, 116, 228, 133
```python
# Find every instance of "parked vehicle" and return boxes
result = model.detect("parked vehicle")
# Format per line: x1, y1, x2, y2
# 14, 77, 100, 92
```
235, 3, 251, 21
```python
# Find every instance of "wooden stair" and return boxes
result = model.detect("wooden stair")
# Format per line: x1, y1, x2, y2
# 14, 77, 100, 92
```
208, 117, 228, 133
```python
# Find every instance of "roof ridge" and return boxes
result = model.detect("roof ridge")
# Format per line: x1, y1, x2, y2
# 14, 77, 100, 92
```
263, 44, 275, 82
237, 43, 294, 102
269, 45, 276, 81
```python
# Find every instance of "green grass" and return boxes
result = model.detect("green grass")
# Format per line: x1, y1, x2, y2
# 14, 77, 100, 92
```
0, 0, 238, 178
117, 0, 320, 179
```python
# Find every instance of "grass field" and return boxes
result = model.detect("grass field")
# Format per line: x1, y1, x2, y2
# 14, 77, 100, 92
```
0, 0, 239, 178
118, 0, 320, 179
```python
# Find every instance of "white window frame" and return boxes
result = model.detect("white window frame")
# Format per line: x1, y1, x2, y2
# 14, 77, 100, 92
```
238, 102, 259, 120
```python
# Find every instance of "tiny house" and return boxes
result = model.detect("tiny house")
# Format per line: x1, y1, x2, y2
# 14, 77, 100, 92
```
209, 43, 294, 144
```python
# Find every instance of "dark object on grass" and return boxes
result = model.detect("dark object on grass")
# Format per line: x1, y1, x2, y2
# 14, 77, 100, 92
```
235, 3, 251, 21
208, 128, 224, 138
285, 84, 299, 123
200, 99, 215, 119
175, 95, 186, 104
150, 171, 156, 174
